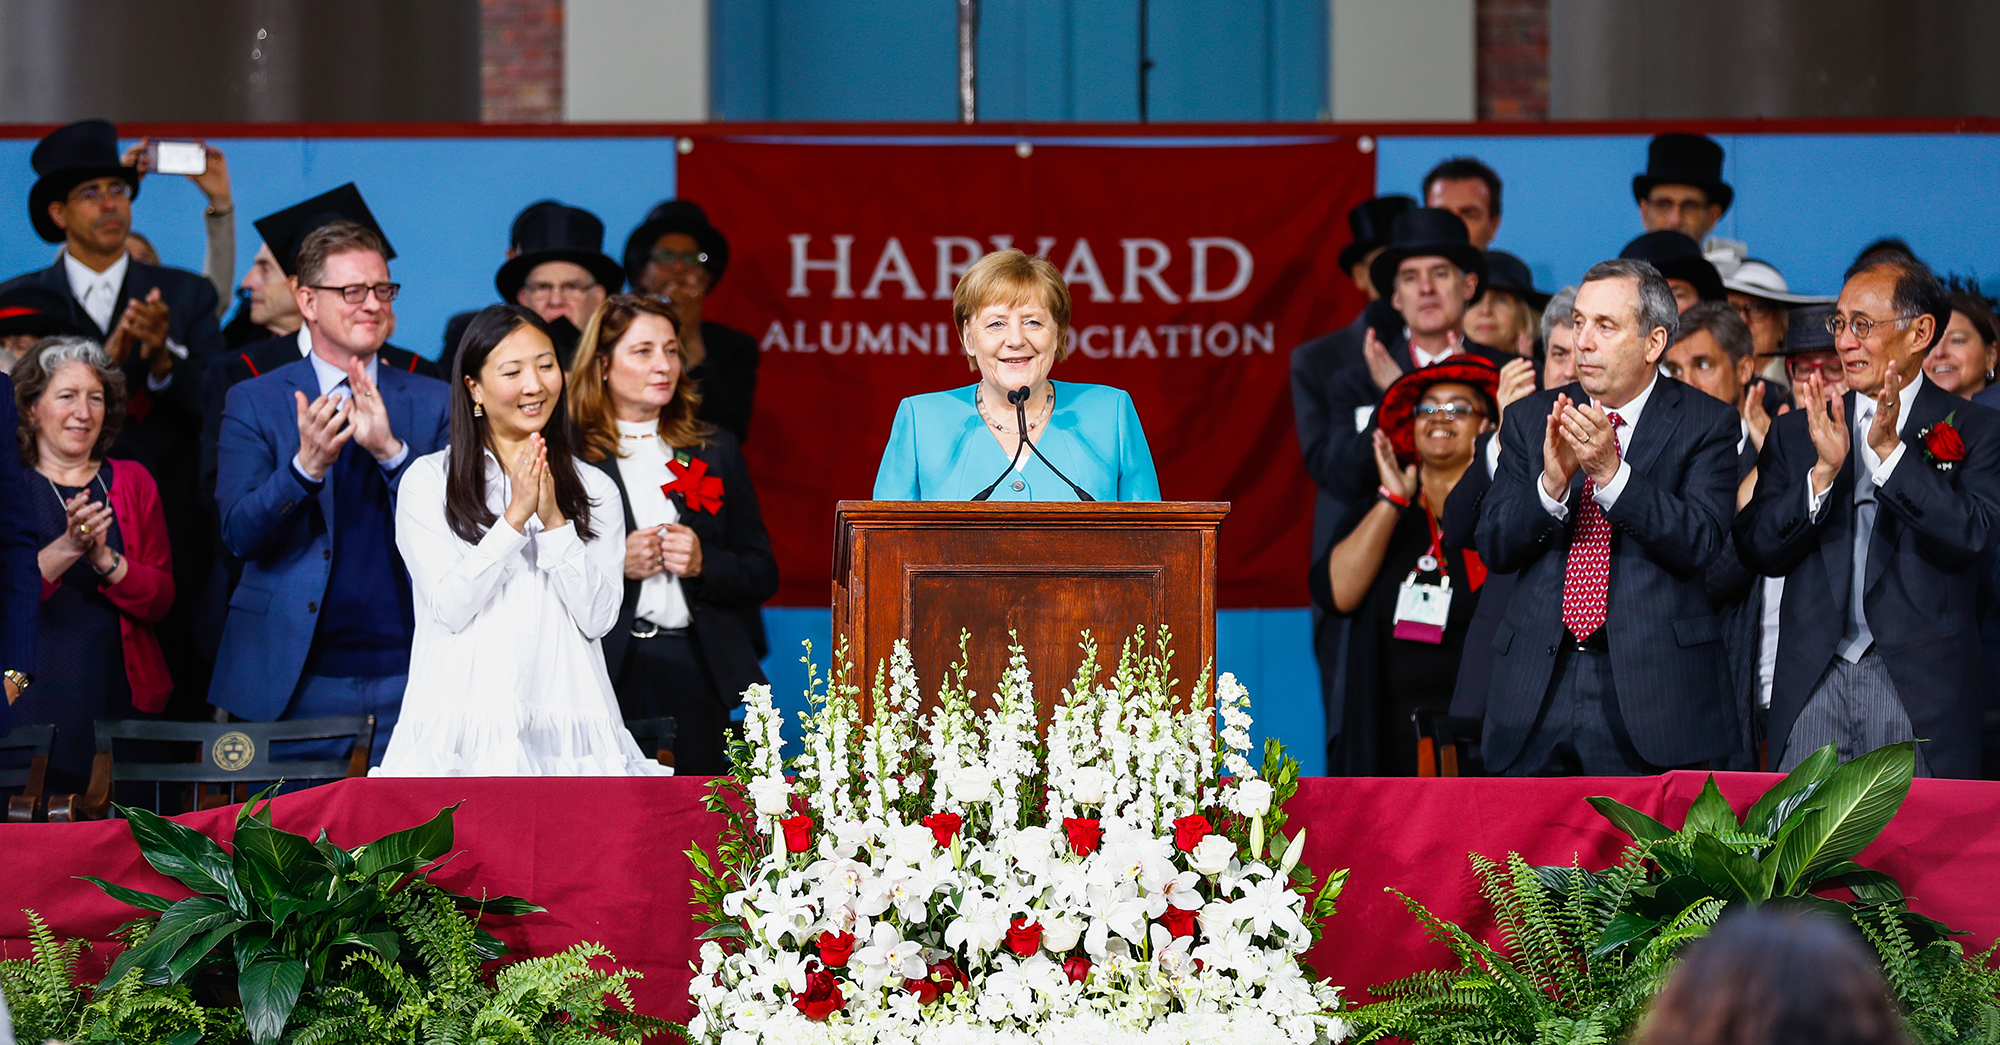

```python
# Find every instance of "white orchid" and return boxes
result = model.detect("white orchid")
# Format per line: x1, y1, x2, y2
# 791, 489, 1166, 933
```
851, 923, 928, 990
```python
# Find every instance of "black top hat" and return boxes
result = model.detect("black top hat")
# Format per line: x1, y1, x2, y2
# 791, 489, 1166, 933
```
1338, 195, 1416, 273
1620, 231, 1727, 303
28, 120, 141, 244
495, 201, 626, 302
1369, 209, 1487, 306
1776, 303, 1837, 357
1481, 250, 1550, 310
1632, 133, 1733, 214
0, 283, 85, 340
623, 199, 729, 291
252, 183, 397, 277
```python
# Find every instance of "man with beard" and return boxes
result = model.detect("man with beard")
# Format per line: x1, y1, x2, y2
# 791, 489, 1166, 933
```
495, 200, 622, 369
1, 119, 225, 710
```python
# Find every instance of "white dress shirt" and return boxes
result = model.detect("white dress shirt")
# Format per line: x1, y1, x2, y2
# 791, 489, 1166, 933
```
377, 449, 666, 776
1539, 373, 1661, 520
289, 349, 410, 481
63, 250, 186, 390
613, 418, 694, 630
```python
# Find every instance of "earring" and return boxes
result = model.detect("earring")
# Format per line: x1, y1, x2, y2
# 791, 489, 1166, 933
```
1987, 369, 1995, 382
472, 402, 484, 417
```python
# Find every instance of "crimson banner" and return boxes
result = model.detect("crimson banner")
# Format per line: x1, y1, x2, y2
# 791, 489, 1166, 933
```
680, 138, 1373, 607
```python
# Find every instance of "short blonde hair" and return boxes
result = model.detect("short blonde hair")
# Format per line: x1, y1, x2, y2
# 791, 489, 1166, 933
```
952, 249, 1072, 369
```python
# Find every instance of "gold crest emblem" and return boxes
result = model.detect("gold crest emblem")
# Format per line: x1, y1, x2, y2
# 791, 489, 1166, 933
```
212, 731, 256, 772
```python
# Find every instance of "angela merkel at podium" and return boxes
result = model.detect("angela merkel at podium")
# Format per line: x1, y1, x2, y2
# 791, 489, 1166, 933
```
872, 249, 1160, 501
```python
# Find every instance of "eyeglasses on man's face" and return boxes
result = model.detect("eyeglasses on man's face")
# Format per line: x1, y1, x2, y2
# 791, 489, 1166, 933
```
650, 249, 709, 268
522, 280, 600, 301
68, 181, 131, 206
309, 282, 401, 305
1825, 312, 1915, 340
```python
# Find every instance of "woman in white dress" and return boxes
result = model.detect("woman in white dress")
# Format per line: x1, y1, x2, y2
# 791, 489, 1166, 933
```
376, 304, 667, 776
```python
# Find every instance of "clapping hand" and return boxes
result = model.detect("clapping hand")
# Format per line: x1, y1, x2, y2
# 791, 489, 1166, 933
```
1371, 430, 1417, 505
625, 525, 668, 579
1495, 357, 1536, 423
1363, 327, 1404, 392
659, 523, 703, 577
1559, 401, 1622, 486
1540, 394, 1582, 501
1801, 371, 1850, 497
107, 289, 172, 377
502, 433, 549, 533
344, 357, 403, 463
293, 390, 354, 481
59, 491, 112, 557
1742, 380, 1787, 453
1868, 360, 1905, 461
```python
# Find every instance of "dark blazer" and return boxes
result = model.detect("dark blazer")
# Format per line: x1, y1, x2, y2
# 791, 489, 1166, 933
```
1704, 429, 1764, 769
209, 359, 451, 720
0, 373, 33, 731
1291, 300, 1404, 555
1476, 377, 1741, 770
1443, 430, 1507, 723
1734, 381, 2000, 778
693, 321, 761, 447
584, 429, 778, 709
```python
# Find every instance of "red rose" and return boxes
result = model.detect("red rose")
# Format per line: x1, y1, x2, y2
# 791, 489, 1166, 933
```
818, 930, 855, 968
780, 814, 815, 853
1927, 421, 1967, 462
921, 812, 963, 848
793, 962, 845, 1020
1062, 955, 1093, 984
1064, 817, 1102, 856
1005, 916, 1043, 957
905, 958, 967, 1005
1173, 815, 1213, 853
1160, 904, 1199, 939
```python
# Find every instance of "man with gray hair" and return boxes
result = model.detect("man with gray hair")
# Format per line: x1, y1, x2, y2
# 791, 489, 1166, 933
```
1476, 258, 1742, 775
1539, 285, 1579, 390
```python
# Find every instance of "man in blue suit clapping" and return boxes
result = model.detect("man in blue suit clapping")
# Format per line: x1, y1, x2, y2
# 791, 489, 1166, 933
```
212, 220, 450, 762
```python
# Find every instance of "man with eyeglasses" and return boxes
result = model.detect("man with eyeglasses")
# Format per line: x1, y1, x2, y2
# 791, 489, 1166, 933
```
623, 199, 758, 445
210, 219, 451, 764
1632, 133, 1732, 246
1737, 251, 2000, 778
3, 119, 229, 713
495, 201, 623, 369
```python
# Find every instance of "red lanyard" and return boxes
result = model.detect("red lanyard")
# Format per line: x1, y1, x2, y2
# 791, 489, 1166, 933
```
1421, 507, 1486, 592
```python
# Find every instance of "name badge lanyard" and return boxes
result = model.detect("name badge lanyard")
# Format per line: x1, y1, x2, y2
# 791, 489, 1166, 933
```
1393, 510, 1452, 644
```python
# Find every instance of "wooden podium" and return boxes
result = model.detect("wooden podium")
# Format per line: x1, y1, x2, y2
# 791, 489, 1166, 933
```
832, 501, 1228, 717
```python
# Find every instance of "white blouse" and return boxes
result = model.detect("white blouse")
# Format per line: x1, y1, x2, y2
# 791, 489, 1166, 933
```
614, 418, 693, 630
375, 448, 668, 777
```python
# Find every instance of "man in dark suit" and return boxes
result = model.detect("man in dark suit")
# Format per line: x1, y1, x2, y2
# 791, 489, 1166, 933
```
1478, 258, 1741, 775
212, 219, 450, 761
2, 119, 225, 711
1736, 251, 2000, 778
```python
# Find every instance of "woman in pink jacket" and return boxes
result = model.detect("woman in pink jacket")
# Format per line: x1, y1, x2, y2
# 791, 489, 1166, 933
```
12, 336, 173, 790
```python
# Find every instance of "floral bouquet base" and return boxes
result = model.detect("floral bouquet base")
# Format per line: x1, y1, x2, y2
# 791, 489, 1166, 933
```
686, 632, 1351, 1045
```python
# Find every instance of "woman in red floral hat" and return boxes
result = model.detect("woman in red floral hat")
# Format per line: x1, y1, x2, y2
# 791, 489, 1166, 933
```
1309, 356, 1498, 776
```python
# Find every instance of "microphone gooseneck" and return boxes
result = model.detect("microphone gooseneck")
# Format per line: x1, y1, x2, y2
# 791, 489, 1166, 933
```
969, 383, 1097, 502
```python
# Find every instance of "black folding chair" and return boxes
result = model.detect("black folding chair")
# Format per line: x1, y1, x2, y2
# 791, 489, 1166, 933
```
0, 723, 55, 822
57, 715, 376, 821
624, 716, 678, 768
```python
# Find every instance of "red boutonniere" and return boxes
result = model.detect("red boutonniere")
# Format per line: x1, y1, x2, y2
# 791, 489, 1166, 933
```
1919, 413, 1965, 472
662, 454, 725, 513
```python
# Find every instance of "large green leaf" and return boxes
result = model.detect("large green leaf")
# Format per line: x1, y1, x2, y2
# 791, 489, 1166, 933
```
1688, 834, 1773, 904
1771, 742, 1915, 893
352, 803, 460, 880
239, 957, 307, 1045
1682, 776, 1739, 835
233, 929, 272, 971
1586, 796, 1673, 843
439, 888, 546, 917
165, 919, 248, 981
117, 804, 248, 912
312, 829, 357, 874
233, 814, 330, 912
1590, 911, 1660, 959
332, 931, 401, 963
76, 874, 176, 913
98, 895, 239, 989
1816, 862, 1906, 905
1743, 745, 1838, 836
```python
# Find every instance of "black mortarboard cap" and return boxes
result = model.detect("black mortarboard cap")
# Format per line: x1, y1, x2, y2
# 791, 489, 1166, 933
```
252, 183, 396, 277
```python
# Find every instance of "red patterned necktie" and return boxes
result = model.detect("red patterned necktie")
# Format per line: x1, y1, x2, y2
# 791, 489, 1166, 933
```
1560, 411, 1626, 639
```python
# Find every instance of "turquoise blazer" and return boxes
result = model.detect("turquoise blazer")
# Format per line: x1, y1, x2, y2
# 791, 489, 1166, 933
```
873, 380, 1161, 502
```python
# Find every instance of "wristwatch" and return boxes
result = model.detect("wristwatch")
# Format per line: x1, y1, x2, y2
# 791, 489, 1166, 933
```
3, 668, 31, 696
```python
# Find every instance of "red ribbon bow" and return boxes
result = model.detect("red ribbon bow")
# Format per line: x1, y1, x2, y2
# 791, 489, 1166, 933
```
662, 457, 724, 513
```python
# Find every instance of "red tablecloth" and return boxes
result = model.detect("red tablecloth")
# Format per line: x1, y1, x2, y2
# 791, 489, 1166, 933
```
5, 772, 1996, 1023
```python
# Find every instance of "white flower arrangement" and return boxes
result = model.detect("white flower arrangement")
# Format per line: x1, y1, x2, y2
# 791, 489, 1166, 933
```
686, 631, 1351, 1045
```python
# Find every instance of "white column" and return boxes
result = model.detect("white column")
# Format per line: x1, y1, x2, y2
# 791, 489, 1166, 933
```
1329, 0, 1475, 122
564, 0, 709, 122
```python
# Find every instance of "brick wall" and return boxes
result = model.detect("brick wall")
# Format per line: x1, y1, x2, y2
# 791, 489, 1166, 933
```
1477, 0, 1548, 121
482, 0, 564, 122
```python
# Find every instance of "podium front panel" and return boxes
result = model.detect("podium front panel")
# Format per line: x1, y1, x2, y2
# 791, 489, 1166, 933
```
833, 502, 1226, 720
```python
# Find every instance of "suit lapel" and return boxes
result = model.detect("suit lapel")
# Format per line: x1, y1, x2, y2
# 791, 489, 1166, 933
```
38, 261, 108, 339
1618, 376, 1683, 477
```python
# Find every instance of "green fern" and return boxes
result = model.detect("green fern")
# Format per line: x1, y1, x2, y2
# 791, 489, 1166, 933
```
1348, 851, 1722, 1045
1858, 906, 2000, 1045
0, 910, 87, 1042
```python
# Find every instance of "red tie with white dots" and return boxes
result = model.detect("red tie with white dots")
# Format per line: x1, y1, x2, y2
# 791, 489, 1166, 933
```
1560, 411, 1626, 640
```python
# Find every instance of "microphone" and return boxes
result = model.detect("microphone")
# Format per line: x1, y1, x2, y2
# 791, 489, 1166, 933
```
972, 382, 1096, 500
